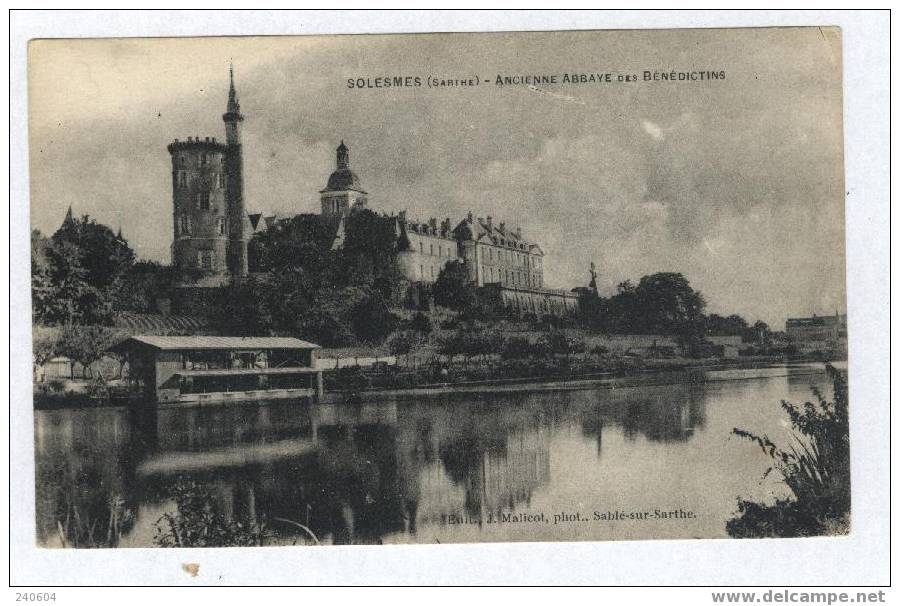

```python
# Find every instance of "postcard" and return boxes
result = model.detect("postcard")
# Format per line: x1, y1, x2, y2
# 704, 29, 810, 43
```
26, 27, 849, 551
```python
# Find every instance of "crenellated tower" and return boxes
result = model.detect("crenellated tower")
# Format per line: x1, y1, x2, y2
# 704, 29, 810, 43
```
168, 64, 248, 286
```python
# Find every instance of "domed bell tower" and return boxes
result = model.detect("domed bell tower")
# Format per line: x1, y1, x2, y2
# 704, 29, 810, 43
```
320, 141, 368, 218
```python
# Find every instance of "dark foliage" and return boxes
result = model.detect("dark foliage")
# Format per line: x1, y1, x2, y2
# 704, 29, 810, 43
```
727, 364, 850, 537
433, 260, 476, 311
155, 479, 268, 547
32, 217, 136, 326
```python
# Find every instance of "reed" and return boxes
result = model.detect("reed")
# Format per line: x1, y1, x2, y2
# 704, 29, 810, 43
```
728, 363, 849, 537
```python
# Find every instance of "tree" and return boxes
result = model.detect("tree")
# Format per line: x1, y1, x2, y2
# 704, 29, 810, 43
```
351, 290, 397, 344
706, 313, 749, 337
53, 214, 135, 291
748, 320, 772, 345
55, 325, 123, 379
32, 216, 136, 325
115, 261, 177, 314
633, 273, 706, 336
433, 260, 476, 311
339, 210, 406, 301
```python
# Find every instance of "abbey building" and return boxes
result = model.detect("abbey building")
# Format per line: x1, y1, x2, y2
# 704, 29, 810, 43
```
170, 68, 578, 317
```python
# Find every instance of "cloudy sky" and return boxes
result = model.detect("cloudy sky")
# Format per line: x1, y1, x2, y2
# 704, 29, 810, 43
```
28, 28, 845, 327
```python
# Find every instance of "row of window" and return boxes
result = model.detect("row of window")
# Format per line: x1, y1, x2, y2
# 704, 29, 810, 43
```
484, 244, 539, 268
496, 237, 528, 252
481, 265, 542, 288
177, 152, 219, 167
417, 240, 456, 258
176, 215, 227, 237
176, 171, 226, 189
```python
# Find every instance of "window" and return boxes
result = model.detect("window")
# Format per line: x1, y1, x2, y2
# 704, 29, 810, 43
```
178, 214, 191, 236
177, 171, 188, 187
420, 265, 424, 279
198, 250, 215, 270
201, 153, 208, 166
217, 217, 225, 236
430, 266, 435, 278
196, 191, 210, 210
438, 245, 442, 257
430, 244, 434, 256
419, 242, 423, 254
217, 173, 225, 188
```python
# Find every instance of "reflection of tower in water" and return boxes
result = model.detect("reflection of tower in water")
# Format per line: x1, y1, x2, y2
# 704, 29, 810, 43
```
438, 425, 550, 519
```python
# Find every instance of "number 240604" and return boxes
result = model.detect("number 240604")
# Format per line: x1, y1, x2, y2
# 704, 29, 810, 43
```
16, 594, 56, 602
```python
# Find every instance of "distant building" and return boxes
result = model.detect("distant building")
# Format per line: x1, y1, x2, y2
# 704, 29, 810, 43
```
785, 312, 847, 354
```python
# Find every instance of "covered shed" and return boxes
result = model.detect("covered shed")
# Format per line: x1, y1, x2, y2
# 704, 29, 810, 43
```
110, 335, 323, 404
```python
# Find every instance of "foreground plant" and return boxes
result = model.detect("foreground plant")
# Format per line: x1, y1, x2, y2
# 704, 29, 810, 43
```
728, 363, 849, 538
154, 479, 269, 547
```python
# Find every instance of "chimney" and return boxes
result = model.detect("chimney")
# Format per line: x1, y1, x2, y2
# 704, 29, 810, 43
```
499, 221, 506, 232
486, 216, 493, 229
428, 218, 438, 233
398, 210, 407, 222
467, 211, 473, 222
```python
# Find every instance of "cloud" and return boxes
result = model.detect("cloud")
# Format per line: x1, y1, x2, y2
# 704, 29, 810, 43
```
641, 120, 664, 140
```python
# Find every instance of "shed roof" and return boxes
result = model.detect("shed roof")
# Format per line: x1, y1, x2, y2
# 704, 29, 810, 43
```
113, 335, 321, 351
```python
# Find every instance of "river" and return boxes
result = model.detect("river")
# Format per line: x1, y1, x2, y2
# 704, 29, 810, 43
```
33, 364, 836, 547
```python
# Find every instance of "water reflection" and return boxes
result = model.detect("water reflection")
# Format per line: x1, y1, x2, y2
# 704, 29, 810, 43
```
36, 374, 803, 547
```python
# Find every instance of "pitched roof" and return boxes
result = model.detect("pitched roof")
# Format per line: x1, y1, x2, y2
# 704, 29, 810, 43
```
114, 335, 321, 351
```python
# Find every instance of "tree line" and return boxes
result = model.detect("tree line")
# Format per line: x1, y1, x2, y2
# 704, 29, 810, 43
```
32, 212, 776, 358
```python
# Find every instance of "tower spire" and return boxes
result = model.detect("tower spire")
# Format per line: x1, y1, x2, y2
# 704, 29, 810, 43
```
337, 140, 349, 169
61, 205, 75, 230
227, 61, 240, 115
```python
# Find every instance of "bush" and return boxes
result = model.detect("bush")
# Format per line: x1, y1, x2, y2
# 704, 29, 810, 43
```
728, 364, 849, 537
325, 366, 371, 392
409, 311, 433, 335
155, 479, 268, 547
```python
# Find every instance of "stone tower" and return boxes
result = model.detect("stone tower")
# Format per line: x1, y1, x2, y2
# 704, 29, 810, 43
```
222, 64, 248, 278
320, 141, 368, 218
168, 136, 230, 280
168, 65, 248, 284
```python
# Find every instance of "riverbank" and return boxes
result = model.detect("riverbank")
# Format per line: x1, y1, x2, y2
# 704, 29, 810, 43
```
32, 355, 832, 410
318, 360, 828, 404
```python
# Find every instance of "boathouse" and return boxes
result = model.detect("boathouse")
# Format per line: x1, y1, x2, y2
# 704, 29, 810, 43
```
110, 335, 323, 404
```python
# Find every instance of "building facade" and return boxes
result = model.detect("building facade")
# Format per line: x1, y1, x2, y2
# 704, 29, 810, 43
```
453, 213, 544, 289
169, 66, 249, 286
785, 313, 847, 354
396, 215, 458, 284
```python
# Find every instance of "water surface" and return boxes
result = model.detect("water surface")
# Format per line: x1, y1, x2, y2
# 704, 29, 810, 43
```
34, 365, 832, 546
